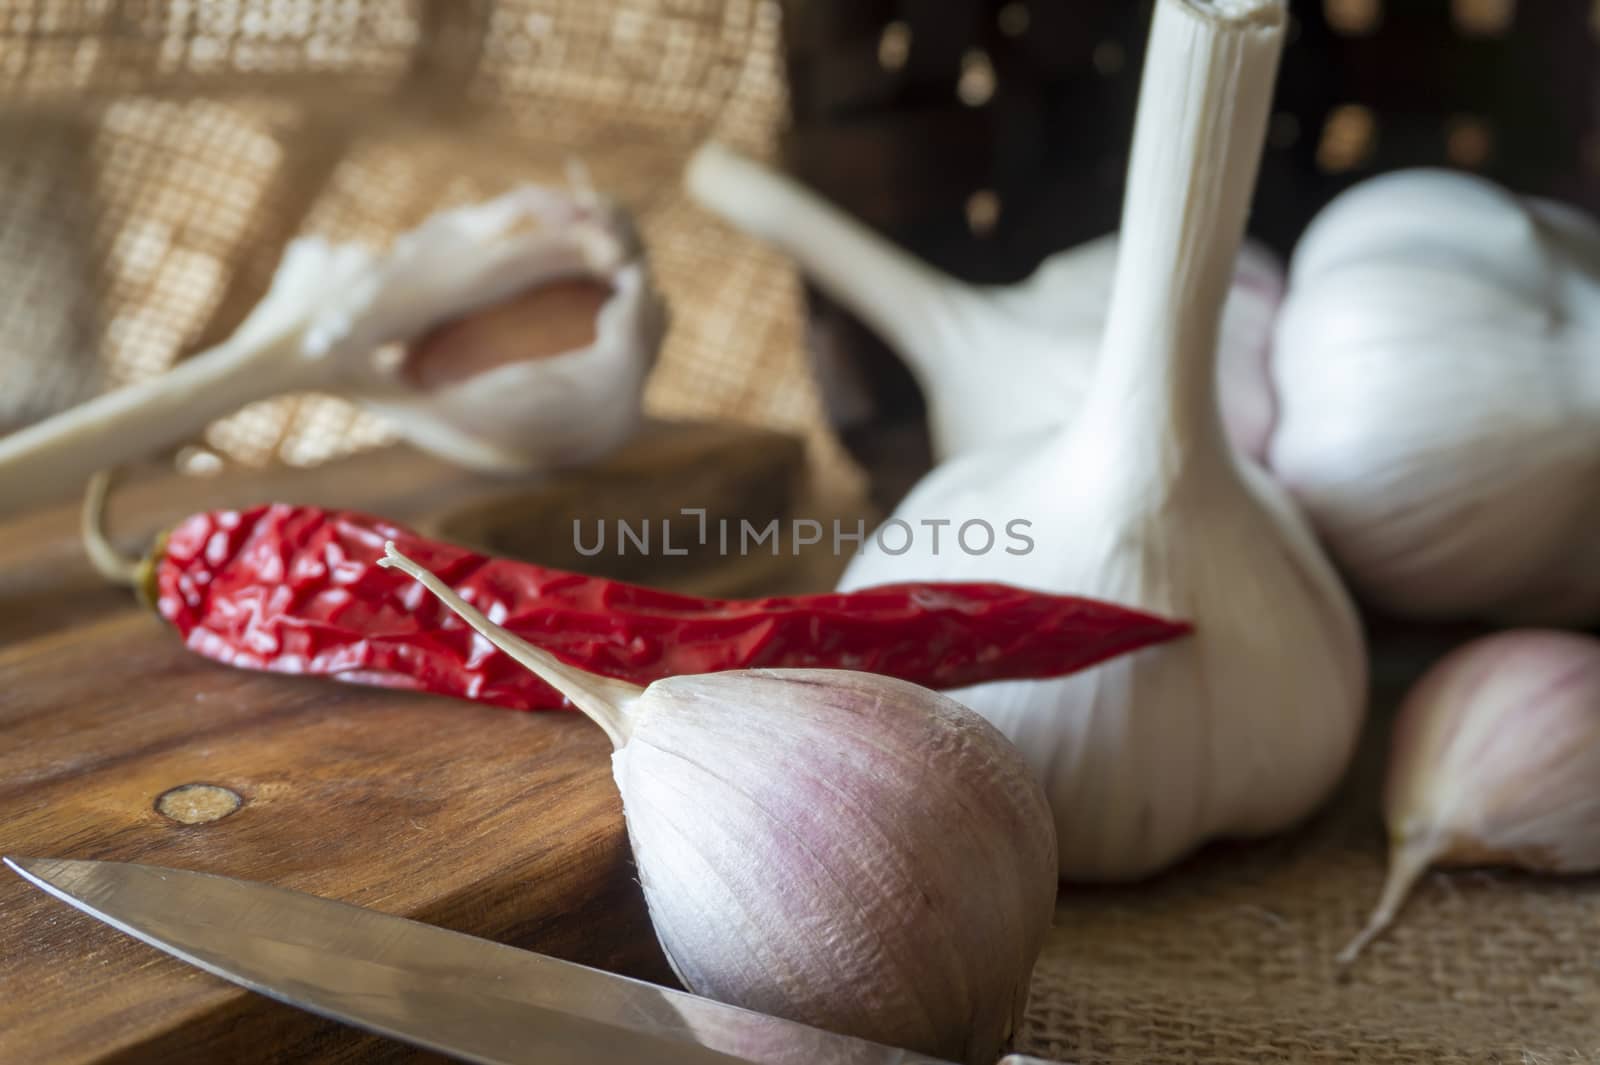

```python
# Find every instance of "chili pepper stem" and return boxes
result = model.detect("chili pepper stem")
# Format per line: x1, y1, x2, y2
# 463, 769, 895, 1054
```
80, 470, 140, 587
377, 541, 646, 747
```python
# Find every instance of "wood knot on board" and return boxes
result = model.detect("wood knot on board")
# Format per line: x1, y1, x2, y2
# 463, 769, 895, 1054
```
155, 784, 242, 825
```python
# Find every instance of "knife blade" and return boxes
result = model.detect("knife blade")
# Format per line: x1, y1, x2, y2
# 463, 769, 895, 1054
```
7, 856, 1056, 1065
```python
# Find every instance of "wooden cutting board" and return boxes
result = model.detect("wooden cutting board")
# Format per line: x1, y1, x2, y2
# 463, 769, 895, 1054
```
0, 421, 828, 1065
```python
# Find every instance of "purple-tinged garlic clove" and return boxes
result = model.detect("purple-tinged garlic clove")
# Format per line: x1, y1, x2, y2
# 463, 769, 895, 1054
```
1340, 629, 1600, 963
303, 181, 666, 474
376, 543, 1057, 1065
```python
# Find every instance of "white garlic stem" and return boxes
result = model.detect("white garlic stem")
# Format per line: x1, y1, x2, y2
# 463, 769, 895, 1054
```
1072, 0, 1279, 464
840, 0, 1365, 882
1340, 630, 1600, 963
376, 542, 645, 746
685, 142, 1285, 461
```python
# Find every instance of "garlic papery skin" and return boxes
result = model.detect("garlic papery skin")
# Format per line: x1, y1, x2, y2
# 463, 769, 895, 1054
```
839, 0, 1367, 882
1267, 168, 1600, 624
377, 543, 1058, 1065
1340, 630, 1600, 963
684, 142, 1284, 462
0, 182, 664, 514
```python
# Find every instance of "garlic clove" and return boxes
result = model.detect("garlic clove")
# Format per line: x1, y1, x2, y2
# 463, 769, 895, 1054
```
685, 142, 1284, 462
363, 258, 664, 473
307, 183, 636, 365
404, 280, 614, 389
1267, 169, 1600, 624
377, 543, 1057, 1065
317, 184, 666, 474
622, 670, 1056, 1063
1340, 629, 1600, 963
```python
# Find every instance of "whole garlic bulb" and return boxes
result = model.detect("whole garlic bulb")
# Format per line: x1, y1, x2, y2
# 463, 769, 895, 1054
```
378, 544, 1058, 1065
1341, 629, 1600, 962
0, 180, 665, 514
685, 143, 1284, 462
1268, 169, 1600, 624
840, 0, 1367, 881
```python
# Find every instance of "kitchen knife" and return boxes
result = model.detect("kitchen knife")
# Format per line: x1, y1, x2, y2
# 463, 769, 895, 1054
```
6, 856, 1060, 1065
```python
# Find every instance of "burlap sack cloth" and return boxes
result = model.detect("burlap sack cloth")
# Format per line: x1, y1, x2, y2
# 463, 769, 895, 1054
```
0, 0, 864, 497
1, 4, 1594, 1063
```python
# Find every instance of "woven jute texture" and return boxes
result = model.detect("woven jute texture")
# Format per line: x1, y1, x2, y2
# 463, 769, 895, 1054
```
0, 0, 863, 496
1016, 627, 1600, 1065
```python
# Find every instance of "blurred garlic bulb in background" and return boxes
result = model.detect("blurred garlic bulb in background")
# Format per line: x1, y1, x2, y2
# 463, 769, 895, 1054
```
686, 143, 1284, 462
1269, 169, 1600, 624
0, 177, 666, 514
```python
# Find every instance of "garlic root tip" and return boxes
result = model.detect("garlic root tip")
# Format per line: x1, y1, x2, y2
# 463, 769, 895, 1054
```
1336, 836, 1435, 966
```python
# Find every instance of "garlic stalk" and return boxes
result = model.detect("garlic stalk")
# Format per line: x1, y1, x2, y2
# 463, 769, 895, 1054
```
0, 180, 666, 514
377, 543, 1057, 1065
685, 142, 1284, 461
1268, 169, 1600, 624
839, 0, 1367, 881
1340, 630, 1600, 963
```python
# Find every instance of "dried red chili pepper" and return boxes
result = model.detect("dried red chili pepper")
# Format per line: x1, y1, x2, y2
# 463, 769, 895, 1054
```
135, 503, 1189, 711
